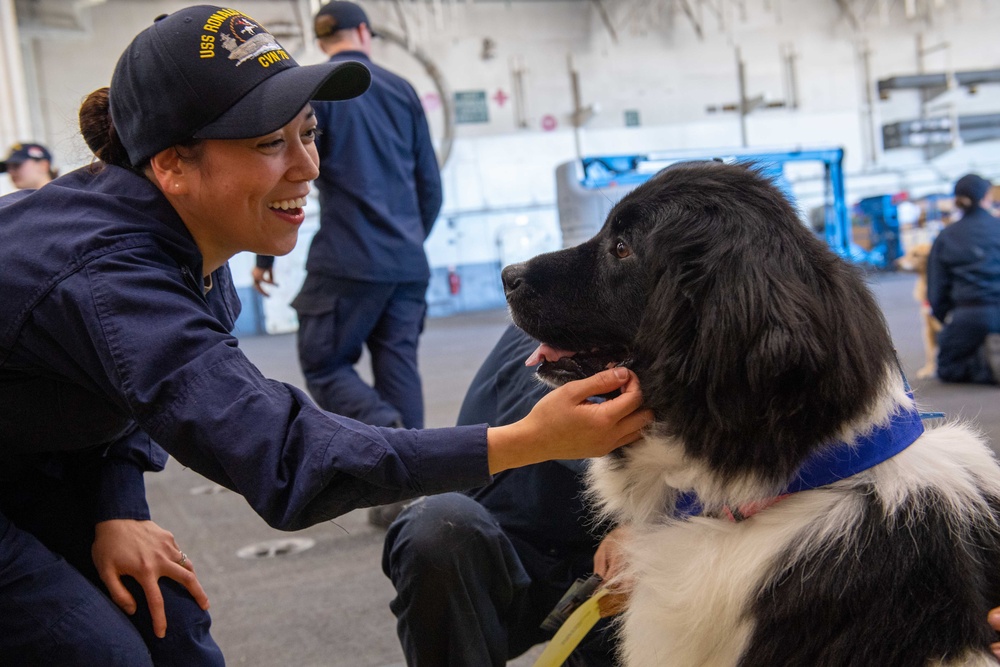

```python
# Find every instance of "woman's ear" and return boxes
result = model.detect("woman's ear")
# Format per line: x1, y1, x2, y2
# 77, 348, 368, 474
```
147, 147, 188, 195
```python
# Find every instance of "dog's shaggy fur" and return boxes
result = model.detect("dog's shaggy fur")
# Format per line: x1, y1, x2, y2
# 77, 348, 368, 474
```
502, 161, 1000, 666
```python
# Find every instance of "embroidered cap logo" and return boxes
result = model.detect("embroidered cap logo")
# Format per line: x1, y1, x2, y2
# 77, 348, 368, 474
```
199, 9, 290, 68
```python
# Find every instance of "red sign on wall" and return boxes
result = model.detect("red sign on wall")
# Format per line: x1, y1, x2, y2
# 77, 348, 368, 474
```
422, 92, 441, 112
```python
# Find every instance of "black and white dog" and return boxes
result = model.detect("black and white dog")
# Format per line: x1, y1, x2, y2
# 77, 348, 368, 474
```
502, 161, 1000, 666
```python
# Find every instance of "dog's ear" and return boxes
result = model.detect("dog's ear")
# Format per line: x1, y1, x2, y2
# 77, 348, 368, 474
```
636, 244, 833, 428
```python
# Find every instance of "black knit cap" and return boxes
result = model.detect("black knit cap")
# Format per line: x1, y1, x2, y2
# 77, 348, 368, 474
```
953, 173, 992, 204
110, 5, 371, 166
314, 1, 378, 38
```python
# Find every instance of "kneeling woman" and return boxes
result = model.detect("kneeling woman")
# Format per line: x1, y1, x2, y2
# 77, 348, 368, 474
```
0, 6, 650, 665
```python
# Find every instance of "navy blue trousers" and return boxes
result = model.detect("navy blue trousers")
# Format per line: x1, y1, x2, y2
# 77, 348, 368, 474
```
295, 278, 427, 428
937, 305, 1000, 384
0, 456, 223, 666
381, 494, 617, 667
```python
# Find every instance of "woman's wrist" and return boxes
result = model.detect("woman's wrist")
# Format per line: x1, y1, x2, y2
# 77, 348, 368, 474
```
486, 422, 536, 474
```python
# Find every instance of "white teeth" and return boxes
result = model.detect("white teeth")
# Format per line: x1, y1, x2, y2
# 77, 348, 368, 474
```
268, 197, 307, 210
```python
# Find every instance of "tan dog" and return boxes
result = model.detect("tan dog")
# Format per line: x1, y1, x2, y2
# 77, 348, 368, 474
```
895, 242, 943, 379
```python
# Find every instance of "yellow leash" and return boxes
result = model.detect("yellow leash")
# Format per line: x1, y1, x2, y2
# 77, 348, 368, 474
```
531, 587, 610, 667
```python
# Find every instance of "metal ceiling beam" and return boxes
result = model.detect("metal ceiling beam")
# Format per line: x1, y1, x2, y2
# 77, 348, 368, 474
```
678, 0, 705, 39
878, 69, 1000, 98
590, 0, 618, 43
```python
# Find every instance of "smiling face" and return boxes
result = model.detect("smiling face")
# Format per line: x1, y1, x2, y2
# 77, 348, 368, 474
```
153, 104, 321, 274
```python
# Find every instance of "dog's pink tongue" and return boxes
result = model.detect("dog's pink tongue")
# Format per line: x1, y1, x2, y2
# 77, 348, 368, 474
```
525, 343, 576, 367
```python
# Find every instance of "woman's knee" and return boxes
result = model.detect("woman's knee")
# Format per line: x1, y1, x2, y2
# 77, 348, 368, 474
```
39, 591, 153, 667
125, 577, 225, 667
0, 518, 152, 666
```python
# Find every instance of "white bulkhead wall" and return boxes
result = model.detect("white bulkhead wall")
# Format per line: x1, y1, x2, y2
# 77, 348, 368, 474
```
14, 0, 1000, 327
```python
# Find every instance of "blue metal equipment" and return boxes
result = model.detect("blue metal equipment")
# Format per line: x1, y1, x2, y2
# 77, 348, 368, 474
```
555, 147, 878, 266
853, 195, 903, 269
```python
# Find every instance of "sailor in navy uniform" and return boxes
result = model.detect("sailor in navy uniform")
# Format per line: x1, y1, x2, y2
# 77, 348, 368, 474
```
0, 8, 648, 664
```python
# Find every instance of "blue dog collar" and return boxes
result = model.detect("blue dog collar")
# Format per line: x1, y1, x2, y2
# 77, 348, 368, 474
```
674, 400, 936, 520
784, 403, 924, 494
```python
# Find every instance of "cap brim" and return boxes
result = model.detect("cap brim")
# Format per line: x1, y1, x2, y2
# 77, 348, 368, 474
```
194, 60, 371, 141
0, 160, 26, 173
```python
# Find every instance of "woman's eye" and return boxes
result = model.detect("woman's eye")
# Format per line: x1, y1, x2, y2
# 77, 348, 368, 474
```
615, 240, 631, 258
259, 138, 284, 149
304, 127, 322, 142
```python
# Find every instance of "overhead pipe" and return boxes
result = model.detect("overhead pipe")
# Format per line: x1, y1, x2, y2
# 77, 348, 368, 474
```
857, 39, 880, 167
878, 69, 1000, 98
590, 0, 618, 43
510, 55, 529, 130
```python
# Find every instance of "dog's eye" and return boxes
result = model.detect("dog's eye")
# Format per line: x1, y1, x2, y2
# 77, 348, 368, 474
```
615, 240, 632, 259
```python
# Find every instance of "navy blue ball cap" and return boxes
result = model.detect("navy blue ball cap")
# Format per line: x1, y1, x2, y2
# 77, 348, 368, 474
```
110, 5, 371, 167
0, 143, 53, 173
314, 1, 377, 38
953, 173, 992, 203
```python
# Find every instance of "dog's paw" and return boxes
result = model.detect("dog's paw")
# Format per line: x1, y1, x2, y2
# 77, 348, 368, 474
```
915, 365, 936, 379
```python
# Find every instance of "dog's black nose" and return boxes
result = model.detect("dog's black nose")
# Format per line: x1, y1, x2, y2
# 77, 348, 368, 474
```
501, 263, 525, 296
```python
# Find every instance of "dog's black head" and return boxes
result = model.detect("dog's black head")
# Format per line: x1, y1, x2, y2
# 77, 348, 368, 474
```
502, 160, 897, 483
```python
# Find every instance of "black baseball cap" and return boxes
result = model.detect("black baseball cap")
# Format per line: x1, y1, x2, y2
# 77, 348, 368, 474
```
954, 173, 992, 203
110, 5, 372, 167
0, 143, 52, 173
314, 1, 377, 38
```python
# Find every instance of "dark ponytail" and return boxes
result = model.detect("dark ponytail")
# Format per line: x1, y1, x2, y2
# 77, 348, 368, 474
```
79, 87, 135, 171
955, 195, 976, 213
952, 173, 992, 214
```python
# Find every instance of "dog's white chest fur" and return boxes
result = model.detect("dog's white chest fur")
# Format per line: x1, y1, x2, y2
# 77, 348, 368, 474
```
613, 483, 849, 666
588, 424, 1000, 667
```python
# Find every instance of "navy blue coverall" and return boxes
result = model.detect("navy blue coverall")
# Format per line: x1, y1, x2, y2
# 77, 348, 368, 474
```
0, 166, 486, 665
927, 204, 1000, 384
258, 50, 442, 429
382, 325, 617, 666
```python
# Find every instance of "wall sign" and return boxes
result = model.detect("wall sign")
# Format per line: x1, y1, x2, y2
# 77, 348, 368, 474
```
624, 109, 641, 127
454, 90, 490, 124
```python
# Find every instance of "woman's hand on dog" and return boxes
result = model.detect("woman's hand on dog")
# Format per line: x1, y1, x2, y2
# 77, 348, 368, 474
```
988, 607, 1000, 659
594, 525, 634, 617
595, 525, 632, 583
486, 367, 652, 474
